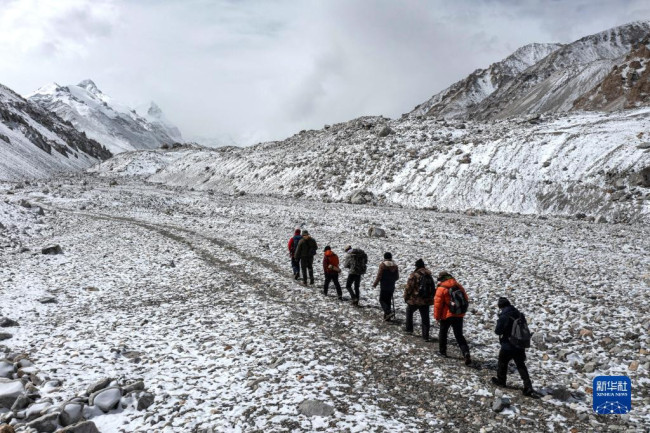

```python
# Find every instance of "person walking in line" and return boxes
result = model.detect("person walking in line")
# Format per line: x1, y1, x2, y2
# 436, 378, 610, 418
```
343, 245, 368, 306
372, 252, 399, 321
294, 230, 318, 285
403, 259, 434, 340
287, 228, 302, 280
434, 271, 471, 365
492, 297, 536, 397
322, 246, 342, 299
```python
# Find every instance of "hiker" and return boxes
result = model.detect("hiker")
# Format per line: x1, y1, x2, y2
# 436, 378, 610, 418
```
343, 245, 368, 306
322, 246, 342, 299
403, 259, 434, 340
287, 228, 302, 280
294, 230, 318, 285
492, 297, 535, 396
372, 252, 399, 321
434, 271, 471, 365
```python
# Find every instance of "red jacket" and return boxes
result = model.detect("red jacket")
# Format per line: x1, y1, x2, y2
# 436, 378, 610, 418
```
323, 250, 340, 275
434, 278, 468, 321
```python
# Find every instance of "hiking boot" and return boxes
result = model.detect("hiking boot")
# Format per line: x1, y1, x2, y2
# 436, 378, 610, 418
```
309, 280, 315, 285
337, 296, 343, 301
294, 273, 299, 280
491, 377, 506, 387
387, 312, 395, 321
383, 313, 390, 321
352, 299, 360, 307
404, 329, 414, 335
464, 353, 472, 366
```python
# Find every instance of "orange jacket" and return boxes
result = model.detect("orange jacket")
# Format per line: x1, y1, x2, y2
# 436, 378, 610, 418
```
434, 278, 468, 321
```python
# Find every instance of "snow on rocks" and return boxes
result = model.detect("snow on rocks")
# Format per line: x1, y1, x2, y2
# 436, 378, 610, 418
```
0, 380, 24, 409
0, 175, 648, 431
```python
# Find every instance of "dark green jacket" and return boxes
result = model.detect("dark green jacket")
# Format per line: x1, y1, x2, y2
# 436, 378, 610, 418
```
294, 236, 318, 259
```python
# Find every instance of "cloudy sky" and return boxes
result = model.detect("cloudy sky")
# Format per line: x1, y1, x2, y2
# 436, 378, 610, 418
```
1, 0, 649, 145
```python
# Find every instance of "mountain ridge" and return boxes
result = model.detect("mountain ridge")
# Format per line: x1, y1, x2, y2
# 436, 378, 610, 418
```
28, 80, 183, 154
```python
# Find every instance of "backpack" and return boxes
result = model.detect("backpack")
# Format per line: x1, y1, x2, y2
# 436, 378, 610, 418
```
417, 272, 435, 299
509, 312, 532, 349
448, 285, 469, 314
328, 254, 341, 273
290, 235, 302, 256
351, 250, 368, 274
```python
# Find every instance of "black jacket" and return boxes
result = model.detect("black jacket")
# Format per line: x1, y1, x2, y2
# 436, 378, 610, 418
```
495, 305, 523, 351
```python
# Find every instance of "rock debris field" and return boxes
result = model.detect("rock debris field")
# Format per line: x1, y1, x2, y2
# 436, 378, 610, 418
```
0, 176, 649, 432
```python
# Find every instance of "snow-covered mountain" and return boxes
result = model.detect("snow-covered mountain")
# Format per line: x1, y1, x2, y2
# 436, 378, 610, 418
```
28, 80, 182, 154
411, 42, 563, 118
93, 108, 650, 223
412, 21, 650, 120
0, 82, 111, 181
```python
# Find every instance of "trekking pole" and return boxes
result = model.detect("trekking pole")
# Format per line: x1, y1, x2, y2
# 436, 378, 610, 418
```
391, 292, 395, 318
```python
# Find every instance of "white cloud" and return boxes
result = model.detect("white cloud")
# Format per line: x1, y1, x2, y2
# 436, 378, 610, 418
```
1, 0, 649, 145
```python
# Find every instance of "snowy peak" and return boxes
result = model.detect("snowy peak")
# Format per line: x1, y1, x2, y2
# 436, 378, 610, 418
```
77, 79, 101, 95
28, 80, 183, 154
410, 42, 562, 118
0, 81, 111, 181
412, 20, 650, 120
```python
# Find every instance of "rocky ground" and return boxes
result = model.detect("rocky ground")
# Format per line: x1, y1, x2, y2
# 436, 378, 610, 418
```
0, 175, 648, 432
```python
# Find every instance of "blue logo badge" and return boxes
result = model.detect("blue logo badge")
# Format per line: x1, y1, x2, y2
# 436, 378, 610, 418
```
593, 376, 631, 414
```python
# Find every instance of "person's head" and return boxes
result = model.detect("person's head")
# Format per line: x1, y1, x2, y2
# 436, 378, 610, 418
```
344, 245, 352, 253
302, 230, 310, 236
415, 258, 425, 269
497, 297, 511, 309
437, 271, 452, 282
294, 228, 301, 235
323, 245, 331, 253
384, 252, 392, 260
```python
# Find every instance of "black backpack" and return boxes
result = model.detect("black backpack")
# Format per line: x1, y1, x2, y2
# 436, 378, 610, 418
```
349, 250, 368, 274
508, 312, 532, 349
448, 285, 469, 314
417, 272, 435, 299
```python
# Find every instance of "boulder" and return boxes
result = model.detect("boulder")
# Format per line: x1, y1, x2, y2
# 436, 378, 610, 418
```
56, 421, 100, 433
85, 378, 113, 396
0, 334, 11, 342
0, 318, 18, 328
38, 297, 57, 304
367, 227, 386, 238
583, 362, 596, 373
25, 413, 59, 433
10, 394, 31, 411
298, 399, 334, 417
42, 245, 63, 255
136, 392, 154, 411
377, 126, 393, 137
122, 380, 144, 394
492, 397, 510, 412
0, 425, 15, 433
89, 386, 121, 412
349, 190, 374, 205
0, 379, 24, 409
0, 361, 11, 379
59, 402, 84, 427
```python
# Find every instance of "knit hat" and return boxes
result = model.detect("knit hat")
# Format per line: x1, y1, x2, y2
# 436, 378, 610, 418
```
384, 252, 392, 260
294, 228, 301, 235
415, 258, 425, 269
323, 245, 331, 252
344, 245, 352, 252
302, 230, 310, 236
437, 271, 452, 281
498, 297, 511, 309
